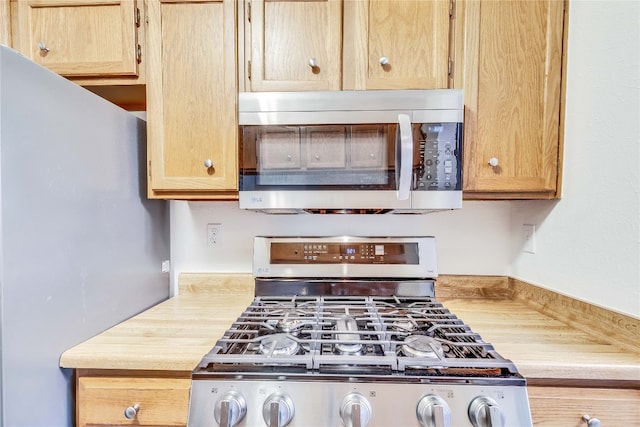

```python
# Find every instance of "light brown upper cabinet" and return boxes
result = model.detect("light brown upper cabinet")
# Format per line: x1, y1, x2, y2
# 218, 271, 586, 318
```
343, 0, 451, 90
246, 0, 342, 91
1, 0, 10, 46
455, 0, 566, 199
241, 0, 453, 91
146, 0, 238, 199
13, 0, 142, 79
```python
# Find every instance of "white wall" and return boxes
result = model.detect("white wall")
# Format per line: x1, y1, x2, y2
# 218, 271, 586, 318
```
509, 0, 640, 318
170, 200, 512, 292
169, 0, 640, 318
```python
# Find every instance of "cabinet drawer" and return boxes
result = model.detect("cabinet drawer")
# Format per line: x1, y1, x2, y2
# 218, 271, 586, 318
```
78, 377, 190, 427
528, 386, 640, 426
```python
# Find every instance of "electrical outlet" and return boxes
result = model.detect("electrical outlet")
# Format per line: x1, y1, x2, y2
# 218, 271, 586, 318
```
522, 224, 536, 254
207, 223, 222, 247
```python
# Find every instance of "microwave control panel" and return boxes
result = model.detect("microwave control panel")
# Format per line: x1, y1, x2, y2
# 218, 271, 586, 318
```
414, 123, 462, 191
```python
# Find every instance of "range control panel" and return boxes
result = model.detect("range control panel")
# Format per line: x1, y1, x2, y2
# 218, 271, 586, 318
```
253, 236, 437, 279
270, 242, 419, 265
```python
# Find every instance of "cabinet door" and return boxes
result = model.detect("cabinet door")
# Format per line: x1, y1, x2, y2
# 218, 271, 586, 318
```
248, 0, 342, 91
146, 0, 238, 197
78, 377, 190, 426
528, 386, 640, 426
344, 0, 451, 90
459, 0, 564, 197
1, 0, 10, 46
16, 0, 139, 77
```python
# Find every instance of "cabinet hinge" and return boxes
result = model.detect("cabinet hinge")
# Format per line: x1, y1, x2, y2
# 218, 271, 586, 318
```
148, 161, 152, 179
247, 1, 251, 22
137, 44, 142, 63
135, 7, 141, 27
450, 0, 455, 18
448, 56, 452, 76
248, 60, 251, 80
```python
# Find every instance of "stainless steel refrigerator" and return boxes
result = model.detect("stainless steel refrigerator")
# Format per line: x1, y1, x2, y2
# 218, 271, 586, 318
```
0, 46, 170, 426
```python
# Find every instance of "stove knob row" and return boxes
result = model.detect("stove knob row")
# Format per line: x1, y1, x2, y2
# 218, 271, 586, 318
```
262, 392, 295, 427
468, 396, 505, 427
214, 391, 247, 427
416, 394, 452, 427
340, 393, 372, 427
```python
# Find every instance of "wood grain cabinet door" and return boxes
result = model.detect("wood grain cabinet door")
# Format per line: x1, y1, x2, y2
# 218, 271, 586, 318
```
344, 0, 451, 90
458, 0, 565, 198
248, 0, 342, 91
528, 386, 640, 426
16, 0, 140, 77
77, 377, 190, 427
146, 0, 238, 197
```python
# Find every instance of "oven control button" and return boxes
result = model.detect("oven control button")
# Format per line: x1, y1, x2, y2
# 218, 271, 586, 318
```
214, 391, 247, 427
416, 395, 451, 427
340, 393, 372, 427
468, 396, 505, 427
262, 392, 295, 427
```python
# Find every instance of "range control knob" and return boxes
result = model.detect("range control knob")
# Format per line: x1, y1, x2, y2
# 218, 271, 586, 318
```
417, 395, 452, 427
340, 393, 372, 427
214, 391, 247, 427
263, 392, 295, 427
468, 396, 505, 427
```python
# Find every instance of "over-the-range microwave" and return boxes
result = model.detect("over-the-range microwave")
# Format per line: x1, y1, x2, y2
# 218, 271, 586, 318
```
238, 89, 463, 214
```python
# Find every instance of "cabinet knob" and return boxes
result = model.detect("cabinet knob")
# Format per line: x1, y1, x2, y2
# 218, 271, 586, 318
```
488, 157, 499, 167
308, 58, 318, 69
37, 42, 50, 53
582, 415, 601, 427
204, 159, 213, 168
379, 56, 389, 66
124, 403, 140, 419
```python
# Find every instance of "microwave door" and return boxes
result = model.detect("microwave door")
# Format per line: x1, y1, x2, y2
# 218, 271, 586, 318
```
396, 114, 413, 201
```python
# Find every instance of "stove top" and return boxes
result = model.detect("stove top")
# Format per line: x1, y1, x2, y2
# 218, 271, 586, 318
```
195, 295, 521, 382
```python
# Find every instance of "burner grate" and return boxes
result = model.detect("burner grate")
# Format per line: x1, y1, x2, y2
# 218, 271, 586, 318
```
199, 295, 518, 377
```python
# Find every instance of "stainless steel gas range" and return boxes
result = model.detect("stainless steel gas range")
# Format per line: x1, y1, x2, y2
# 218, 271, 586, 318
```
188, 237, 532, 427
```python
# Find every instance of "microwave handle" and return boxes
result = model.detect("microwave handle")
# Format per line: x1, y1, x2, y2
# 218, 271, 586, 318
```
396, 114, 413, 201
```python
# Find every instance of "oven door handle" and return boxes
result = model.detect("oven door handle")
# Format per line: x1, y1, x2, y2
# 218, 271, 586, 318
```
396, 114, 413, 201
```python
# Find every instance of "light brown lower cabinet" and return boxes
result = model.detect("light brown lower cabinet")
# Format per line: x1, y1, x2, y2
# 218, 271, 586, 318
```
77, 375, 190, 427
528, 386, 640, 426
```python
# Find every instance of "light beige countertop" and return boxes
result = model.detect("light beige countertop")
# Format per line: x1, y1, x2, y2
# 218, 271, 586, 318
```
60, 274, 640, 386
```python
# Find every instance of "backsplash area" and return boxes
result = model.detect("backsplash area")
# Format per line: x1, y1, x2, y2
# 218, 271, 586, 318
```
169, 200, 512, 295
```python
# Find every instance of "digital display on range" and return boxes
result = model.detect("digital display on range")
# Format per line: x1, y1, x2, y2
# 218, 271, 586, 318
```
270, 242, 419, 265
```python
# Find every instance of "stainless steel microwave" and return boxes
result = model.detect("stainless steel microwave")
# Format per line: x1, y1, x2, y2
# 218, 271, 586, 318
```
238, 90, 463, 214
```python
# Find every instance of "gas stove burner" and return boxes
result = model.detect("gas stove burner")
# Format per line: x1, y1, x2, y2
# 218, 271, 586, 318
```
335, 342, 363, 356
276, 317, 308, 333
392, 320, 416, 333
259, 334, 300, 357
401, 335, 444, 360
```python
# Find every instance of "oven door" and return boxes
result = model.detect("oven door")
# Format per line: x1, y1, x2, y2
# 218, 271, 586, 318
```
239, 115, 414, 211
